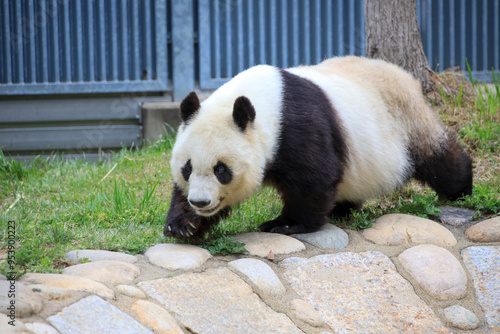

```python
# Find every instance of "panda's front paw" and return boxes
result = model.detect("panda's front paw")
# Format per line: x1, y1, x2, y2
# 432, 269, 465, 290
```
164, 216, 201, 239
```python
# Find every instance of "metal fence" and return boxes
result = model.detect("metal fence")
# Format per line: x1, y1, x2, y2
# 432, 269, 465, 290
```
0, 0, 168, 95
417, 0, 500, 82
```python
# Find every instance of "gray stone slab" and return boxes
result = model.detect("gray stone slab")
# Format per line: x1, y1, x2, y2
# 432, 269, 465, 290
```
47, 295, 153, 334
281, 251, 450, 333
138, 267, 303, 334
292, 224, 348, 249
462, 246, 500, 332
438, 206, 478, 226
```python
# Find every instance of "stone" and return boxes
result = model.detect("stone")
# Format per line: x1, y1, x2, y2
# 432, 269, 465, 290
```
465, 217, 500, 242
20, 273, 115, 300
47, 295, 153, 334
66, 249, 137, 263
362, 213, 457, 246
281, 251, 449, 333
398, 244, 467, 300
291, 224, 349, 249
290, 299, 327, 327
0, 280, 43, 318
29, 284, 72, 300
25, 322, 60, 334
0, 274, 6, 280
62, 260, 140, 284
462, 246, 500, 332
131, 300, 183, 334
443, 305, 480, 330
116, 285, 146, 299
228, 258, 286, 295
438, 206, 477, 226
233, 232, 305, 258
0, 313, 30, 333
138, 267, 302, 334
144, 244, 211, 270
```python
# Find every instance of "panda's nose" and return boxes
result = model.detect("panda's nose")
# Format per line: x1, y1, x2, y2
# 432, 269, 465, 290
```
189, 199, 211, 209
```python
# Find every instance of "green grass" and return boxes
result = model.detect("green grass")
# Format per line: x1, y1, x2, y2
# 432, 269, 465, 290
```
459, 63, 500, 152
2, 75, 500, 275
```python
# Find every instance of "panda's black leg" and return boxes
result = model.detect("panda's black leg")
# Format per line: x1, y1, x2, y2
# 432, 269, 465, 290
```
330, 201, 363, 219
164, 185, 229, 239
259, 191, 333, 235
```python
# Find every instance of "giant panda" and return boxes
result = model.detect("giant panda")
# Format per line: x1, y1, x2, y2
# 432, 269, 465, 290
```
164, 56, 472, 239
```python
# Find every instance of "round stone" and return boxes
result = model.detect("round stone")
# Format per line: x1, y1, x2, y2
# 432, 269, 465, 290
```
290, 299, 327, 327
116, 285, 146, 299
465, 217, 500, 242
20, 273, 115, 300
233, 232, 305, 258
131, 300, 183, 334
0, 313, 29, 333
0, 280, 43, 318
65, 249, 138, 263
363, 213, 457, 246
25, 322, 60, 334
443, 305, 479, 330
291, 224, 348, 249
228, 258, 286, 295
145, 244, 212, 270
29, 284, 72, 301
62, 260, 140, 284
398, 244, 467, 300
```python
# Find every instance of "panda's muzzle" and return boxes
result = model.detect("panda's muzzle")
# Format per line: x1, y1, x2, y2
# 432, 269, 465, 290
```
189, 199, 211, 209
188, 197, 225, 216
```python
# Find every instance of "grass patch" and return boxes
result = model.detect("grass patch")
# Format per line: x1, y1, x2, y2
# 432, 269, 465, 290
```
1, 71, 500, 275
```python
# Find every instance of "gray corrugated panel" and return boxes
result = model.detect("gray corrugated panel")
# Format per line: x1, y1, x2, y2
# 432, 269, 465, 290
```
0, 0, 169, 95
417, 0, 499, 80
198, 0, 366, 90
0, 125, 141, 151
198, 0, 498, 90
0, 98, 140, 123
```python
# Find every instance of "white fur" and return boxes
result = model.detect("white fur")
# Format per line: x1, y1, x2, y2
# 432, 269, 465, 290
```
171, 65, 283, 215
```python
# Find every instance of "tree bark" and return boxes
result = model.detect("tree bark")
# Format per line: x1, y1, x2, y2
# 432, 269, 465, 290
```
365, 0, 435, 92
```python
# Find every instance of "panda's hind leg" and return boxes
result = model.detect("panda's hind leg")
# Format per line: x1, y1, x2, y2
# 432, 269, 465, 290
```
330, 201, 363, 219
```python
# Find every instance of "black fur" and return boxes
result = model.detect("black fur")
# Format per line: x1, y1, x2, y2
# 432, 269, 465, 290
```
233, 96, 256, 131
180, 92, 201, 123
413, 137, 473, 200
259, 70, 348, 234
181, 159, 192, 181
330, 201, 363, 218
164, 185, 230, 239
214, 161, 232, 185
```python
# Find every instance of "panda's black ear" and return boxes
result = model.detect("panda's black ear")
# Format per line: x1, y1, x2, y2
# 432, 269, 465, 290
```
180, 91, 200, 123
233, 96, 256, 131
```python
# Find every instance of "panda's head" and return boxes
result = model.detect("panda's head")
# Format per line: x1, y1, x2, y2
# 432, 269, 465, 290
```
170, 92, 265, 217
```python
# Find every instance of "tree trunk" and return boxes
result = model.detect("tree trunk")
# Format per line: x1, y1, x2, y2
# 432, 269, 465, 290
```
365, 0, 435, 92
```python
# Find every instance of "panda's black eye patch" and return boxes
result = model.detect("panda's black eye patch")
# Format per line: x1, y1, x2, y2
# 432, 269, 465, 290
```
181, 159, 192, 181
214, 161, 232, 185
